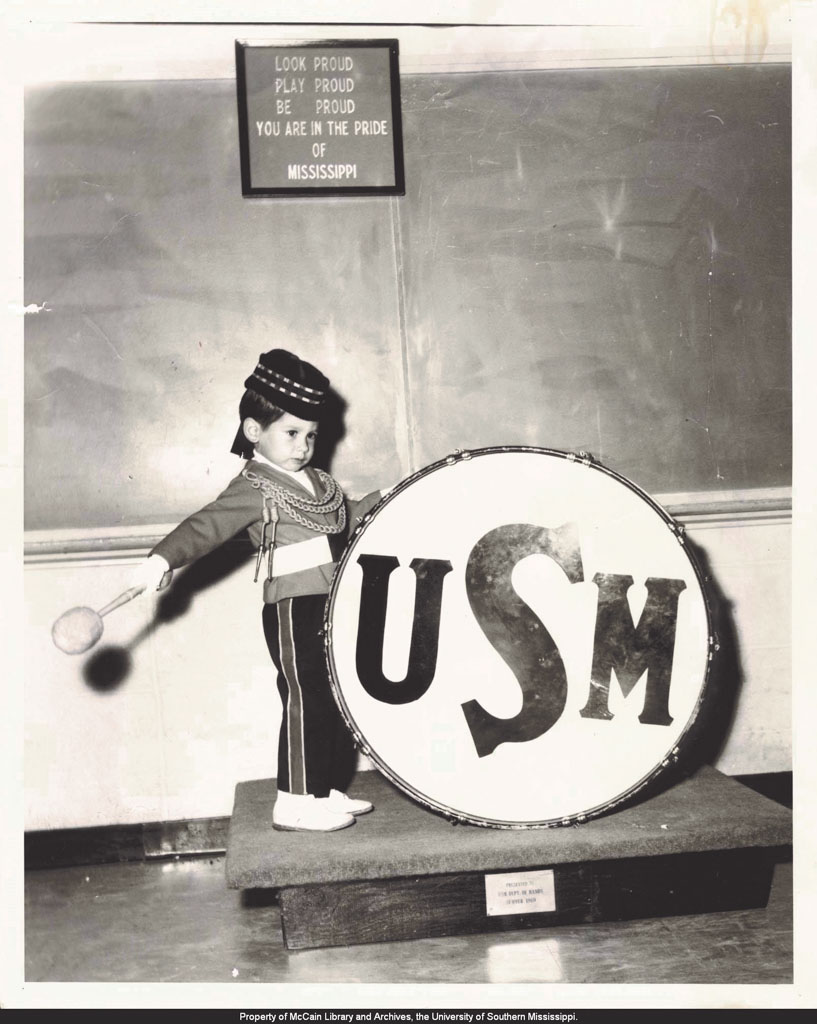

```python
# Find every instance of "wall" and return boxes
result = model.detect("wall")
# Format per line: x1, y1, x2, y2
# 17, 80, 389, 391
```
24, 65, 791, 530
398, 68, 791, 493
24, 79, 406, 527
23, 505, 791, 830
22, 50, 791, 830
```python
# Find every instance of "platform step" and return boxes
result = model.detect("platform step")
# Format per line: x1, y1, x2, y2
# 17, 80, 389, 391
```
225, 766, 791, 949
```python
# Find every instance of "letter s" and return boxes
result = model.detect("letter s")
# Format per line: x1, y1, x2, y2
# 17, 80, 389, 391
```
462, 522, 584, 757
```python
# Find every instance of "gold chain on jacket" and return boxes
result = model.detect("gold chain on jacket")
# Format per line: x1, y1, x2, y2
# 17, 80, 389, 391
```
242, 468, 347, 535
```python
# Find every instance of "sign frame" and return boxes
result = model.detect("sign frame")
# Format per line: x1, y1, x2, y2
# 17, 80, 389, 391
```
235, 38, 405, 198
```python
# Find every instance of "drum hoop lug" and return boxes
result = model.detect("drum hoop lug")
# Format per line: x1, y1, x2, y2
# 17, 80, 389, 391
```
448, 449, 473, 464
668, 519, 686, 543
351, 735, 373, 759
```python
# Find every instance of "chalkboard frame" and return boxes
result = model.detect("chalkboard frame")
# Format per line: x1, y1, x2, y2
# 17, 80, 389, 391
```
235, 38, 406, 198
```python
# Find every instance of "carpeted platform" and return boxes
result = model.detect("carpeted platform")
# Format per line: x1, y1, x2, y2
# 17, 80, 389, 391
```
225, 765, 792, 890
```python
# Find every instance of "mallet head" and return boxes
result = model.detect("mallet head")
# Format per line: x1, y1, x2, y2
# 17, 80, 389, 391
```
51, 606, 104, 655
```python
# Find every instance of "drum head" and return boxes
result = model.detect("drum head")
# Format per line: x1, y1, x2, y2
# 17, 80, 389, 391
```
326, 448, 713, 828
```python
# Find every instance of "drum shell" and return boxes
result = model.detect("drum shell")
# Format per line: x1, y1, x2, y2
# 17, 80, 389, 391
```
326, 447, 714, 828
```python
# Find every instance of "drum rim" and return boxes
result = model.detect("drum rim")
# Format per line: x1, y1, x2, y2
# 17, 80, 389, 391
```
325, 445, 716, 829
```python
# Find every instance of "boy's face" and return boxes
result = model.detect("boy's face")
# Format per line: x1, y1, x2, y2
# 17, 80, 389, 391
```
251, 412, 319, 472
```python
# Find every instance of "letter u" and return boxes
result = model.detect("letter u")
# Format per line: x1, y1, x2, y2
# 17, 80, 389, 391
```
355, 554, 452, 704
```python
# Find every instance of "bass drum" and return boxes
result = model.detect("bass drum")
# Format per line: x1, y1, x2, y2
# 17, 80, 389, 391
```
325, 447, 714, 828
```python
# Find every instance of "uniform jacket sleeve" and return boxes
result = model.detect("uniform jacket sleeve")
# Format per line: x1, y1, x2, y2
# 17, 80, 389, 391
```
150, 472, 259, 570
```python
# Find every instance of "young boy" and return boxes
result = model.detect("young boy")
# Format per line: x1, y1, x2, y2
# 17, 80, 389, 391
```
131, 349, 382, 832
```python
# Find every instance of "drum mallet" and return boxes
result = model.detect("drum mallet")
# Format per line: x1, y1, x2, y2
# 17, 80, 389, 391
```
52, 575, 169, 656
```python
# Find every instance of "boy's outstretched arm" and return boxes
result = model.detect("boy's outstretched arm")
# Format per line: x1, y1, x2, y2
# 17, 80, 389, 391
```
128, 472, 259, 594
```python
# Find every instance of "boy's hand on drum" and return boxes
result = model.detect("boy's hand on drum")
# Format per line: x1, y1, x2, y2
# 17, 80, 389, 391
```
130, 554, 172, 595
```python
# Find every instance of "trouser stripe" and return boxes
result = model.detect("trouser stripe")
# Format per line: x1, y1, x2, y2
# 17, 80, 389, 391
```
277, 599, 307, 794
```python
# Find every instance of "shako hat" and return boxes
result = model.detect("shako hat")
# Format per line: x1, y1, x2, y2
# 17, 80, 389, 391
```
230, 349, 330, 456
244, 349, 329, 418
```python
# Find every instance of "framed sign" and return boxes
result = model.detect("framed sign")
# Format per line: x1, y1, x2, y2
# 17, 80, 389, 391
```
235, 39, 405, 197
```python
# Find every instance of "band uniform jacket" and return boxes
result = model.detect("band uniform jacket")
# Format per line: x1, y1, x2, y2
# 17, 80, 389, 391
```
150, 460, 382, 604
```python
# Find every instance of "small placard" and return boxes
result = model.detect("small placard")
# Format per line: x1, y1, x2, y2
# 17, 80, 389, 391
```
485, 869, 556, 917
235, 38, 405, 197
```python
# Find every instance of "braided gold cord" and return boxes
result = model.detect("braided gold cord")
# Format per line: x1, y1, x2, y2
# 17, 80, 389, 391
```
243, 468, 347, 535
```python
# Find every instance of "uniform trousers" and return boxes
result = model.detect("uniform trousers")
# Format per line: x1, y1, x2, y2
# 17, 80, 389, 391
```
262, 594, 355, 798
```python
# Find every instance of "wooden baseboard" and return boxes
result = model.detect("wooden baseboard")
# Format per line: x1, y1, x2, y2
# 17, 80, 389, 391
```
25, 816, 230, 870
24, 772, 792, 871
733, 771, 792, 809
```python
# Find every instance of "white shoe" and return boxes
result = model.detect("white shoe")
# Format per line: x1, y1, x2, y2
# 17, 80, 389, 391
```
323, 789, 374, 816
272, 791, 355, 832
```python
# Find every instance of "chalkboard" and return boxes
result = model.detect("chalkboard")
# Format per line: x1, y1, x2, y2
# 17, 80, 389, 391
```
397, 64, 791, 495
236, 39, 405, 196
24, 64, 790, 532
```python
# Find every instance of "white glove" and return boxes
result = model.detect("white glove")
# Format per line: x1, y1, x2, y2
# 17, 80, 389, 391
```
130, 554, 172, 595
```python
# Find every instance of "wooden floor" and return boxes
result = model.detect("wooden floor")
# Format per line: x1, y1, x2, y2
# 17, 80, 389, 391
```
24, 854, 792, 985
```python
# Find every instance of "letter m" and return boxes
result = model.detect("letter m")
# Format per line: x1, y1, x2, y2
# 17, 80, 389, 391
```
579, 573, 687, 726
